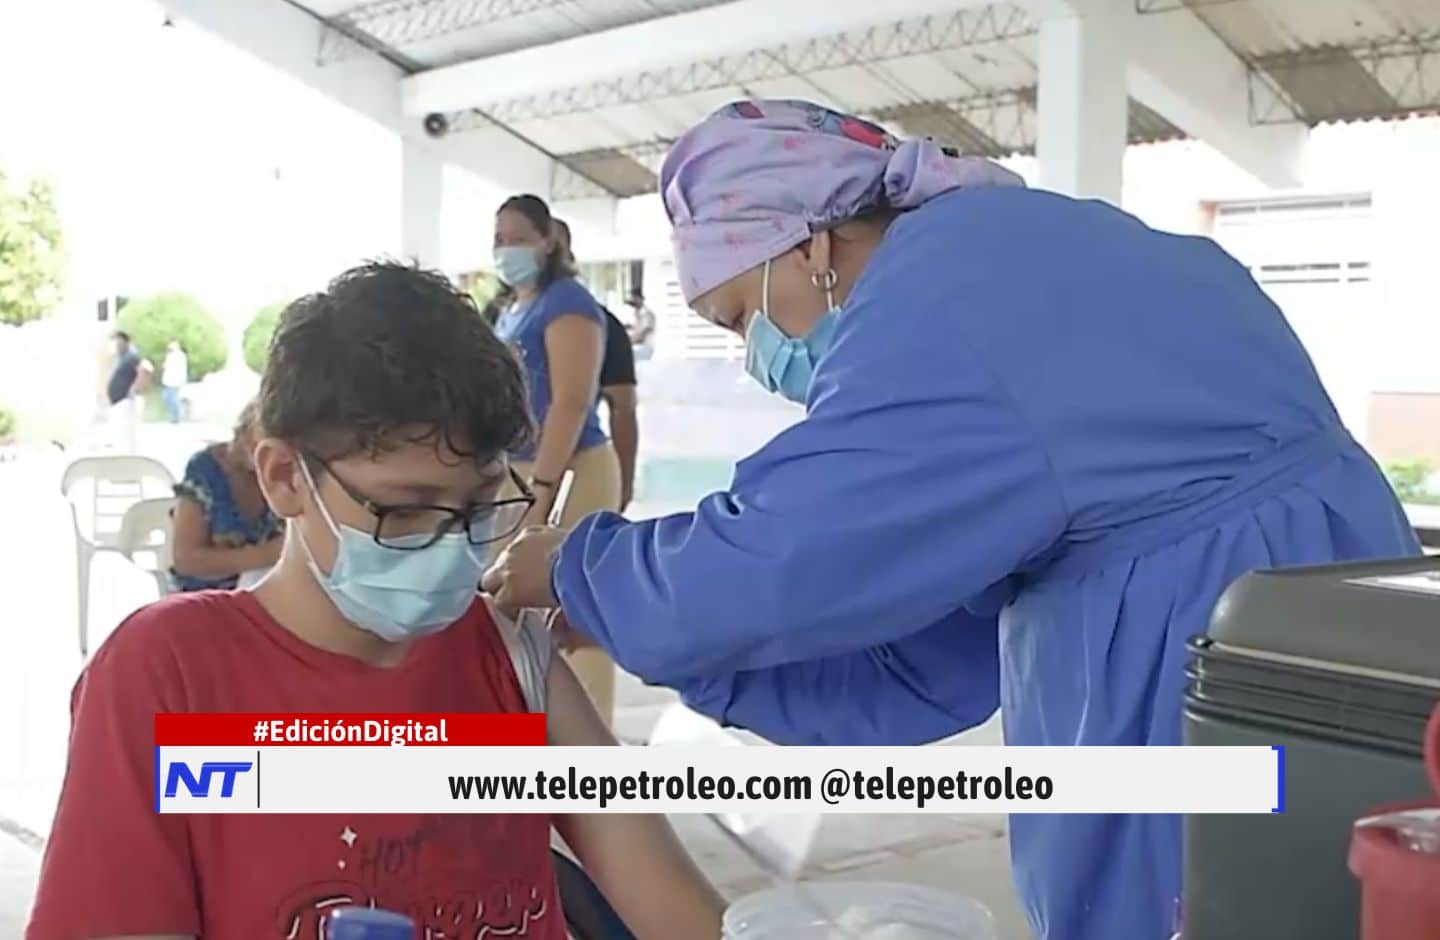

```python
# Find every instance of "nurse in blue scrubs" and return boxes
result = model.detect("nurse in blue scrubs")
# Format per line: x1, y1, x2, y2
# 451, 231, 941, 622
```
483, 99, 1419, 940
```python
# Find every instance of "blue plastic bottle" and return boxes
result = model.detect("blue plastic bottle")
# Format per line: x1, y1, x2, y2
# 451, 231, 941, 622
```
326, 906, 415, 940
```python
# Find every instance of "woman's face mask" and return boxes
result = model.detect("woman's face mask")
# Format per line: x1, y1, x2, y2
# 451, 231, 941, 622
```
743, 258, 840, 404
493, 245, 541, 288
494, 208, 550, 288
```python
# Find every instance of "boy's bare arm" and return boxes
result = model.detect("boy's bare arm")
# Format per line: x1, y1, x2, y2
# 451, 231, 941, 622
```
546, 657, 726, 940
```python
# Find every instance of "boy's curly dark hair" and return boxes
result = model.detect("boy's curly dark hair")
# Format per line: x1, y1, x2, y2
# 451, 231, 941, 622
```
259, 260, 532, 463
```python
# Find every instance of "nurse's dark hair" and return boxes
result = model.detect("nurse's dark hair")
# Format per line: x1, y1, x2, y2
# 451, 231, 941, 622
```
497, 193, 576, 289
258, 260, 533, 465
818, 204, 902, 242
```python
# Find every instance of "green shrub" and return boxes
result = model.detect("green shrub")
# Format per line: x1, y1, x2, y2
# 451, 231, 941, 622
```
466, 271, 503, 313
0, 404, 15, 441
244, 302, 285, 374
1385, 460, 1440, 506
117, 292, 227, 381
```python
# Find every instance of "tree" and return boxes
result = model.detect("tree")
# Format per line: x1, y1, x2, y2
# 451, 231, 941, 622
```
244, 302, 285, 374
0, 169, 66, 326
118, 292, 228, 381
1385, 460, 1440, 506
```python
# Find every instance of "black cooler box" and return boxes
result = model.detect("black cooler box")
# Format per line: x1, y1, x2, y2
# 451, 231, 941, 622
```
1183, 556, 1440, 940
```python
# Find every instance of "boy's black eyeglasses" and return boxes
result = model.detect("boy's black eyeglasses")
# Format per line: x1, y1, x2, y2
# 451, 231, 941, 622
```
310, 457, 536, 550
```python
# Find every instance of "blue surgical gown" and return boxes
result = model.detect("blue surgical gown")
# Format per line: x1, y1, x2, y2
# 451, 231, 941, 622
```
551, 187, 1420, 940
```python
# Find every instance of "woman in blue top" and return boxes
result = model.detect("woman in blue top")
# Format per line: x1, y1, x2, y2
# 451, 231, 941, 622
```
491, 194, 622, 723
170, 399, 283, 591
484, 101, 1420, 940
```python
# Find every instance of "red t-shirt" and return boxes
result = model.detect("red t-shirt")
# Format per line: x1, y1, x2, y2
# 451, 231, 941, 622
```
26, 591, 565, 940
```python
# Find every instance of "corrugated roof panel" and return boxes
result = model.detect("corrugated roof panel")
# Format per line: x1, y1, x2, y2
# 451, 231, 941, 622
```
872, 89, 1035, 154
559, 149, 657, 197
962, 93, 1036, 153
1189, 0, 1440, 54
877, 53, 1000, 98
545, 102, 663, 145
642, 90, 746, 131
794, 66, 900, 112
395, 12, 582, 66
588, 101, 688, 142
742, 75, 858, 106
1256, 45, 1400, 122
800, 65, 924, 112
874, 101, 1006, 156
1128, 97, 1186, 143
508, 110, 628, 152
1353, 0, 1440, 34
535, 91, 745, 156
929, 40, 1038, 90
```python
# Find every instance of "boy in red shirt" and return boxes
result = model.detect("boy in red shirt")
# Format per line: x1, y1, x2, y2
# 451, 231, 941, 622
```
28, 262, 724, 940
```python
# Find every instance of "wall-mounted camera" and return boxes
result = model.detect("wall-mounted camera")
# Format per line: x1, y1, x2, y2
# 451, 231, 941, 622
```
423, 113, 450, 138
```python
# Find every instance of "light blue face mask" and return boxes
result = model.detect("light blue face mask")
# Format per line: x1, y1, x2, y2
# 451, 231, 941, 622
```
493, 244, 542, 288
297, 461, 489, 643
744, 259, 841, 404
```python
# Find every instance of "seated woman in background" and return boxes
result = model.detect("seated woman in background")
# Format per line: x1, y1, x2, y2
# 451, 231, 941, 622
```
170, 399, 283, 591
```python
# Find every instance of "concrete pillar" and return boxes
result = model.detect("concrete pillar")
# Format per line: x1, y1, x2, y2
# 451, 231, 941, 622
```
400, 137, 445, 268
1036, 8, 1128, 203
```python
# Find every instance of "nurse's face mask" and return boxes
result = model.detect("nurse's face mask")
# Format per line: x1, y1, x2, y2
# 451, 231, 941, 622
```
744, 258, 841, 404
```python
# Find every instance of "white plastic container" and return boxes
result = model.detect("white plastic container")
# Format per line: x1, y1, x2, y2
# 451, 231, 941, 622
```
722, 882, 997, 940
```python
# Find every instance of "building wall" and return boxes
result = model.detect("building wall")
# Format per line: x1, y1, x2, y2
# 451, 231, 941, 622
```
1121, 119, 1440, 463
1368, 393, 1440, 466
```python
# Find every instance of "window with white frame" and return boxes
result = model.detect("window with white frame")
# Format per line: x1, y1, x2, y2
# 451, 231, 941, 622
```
1210, 193, 1376, 441
651, 259, 745, 361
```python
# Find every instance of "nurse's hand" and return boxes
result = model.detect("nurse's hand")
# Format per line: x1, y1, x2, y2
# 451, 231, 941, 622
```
482, 525, 567, 614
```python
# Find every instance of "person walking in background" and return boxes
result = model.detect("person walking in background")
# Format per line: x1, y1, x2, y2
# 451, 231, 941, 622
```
599, 307, 639, 512
169, 399, 283, 592
623, 290, 655, 360
554, 218, 640, 513
161, 339, 188, 424
105, 330, 150, 453
491, 195, 622, 726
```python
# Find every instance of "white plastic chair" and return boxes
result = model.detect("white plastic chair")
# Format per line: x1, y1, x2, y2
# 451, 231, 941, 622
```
116, 497, 178, 599
60, 456, 176, 655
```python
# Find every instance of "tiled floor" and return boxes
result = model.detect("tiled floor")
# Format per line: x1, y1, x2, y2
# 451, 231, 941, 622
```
0, 430, 1032, 938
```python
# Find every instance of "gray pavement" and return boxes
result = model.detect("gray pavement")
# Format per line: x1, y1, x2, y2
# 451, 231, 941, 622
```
0, 425, 1031, 938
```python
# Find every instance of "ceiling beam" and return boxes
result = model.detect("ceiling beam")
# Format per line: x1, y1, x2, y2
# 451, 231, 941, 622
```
400, 0, 1010, 115
473, 7, 1038, 126
1116, 1, 1307, 187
